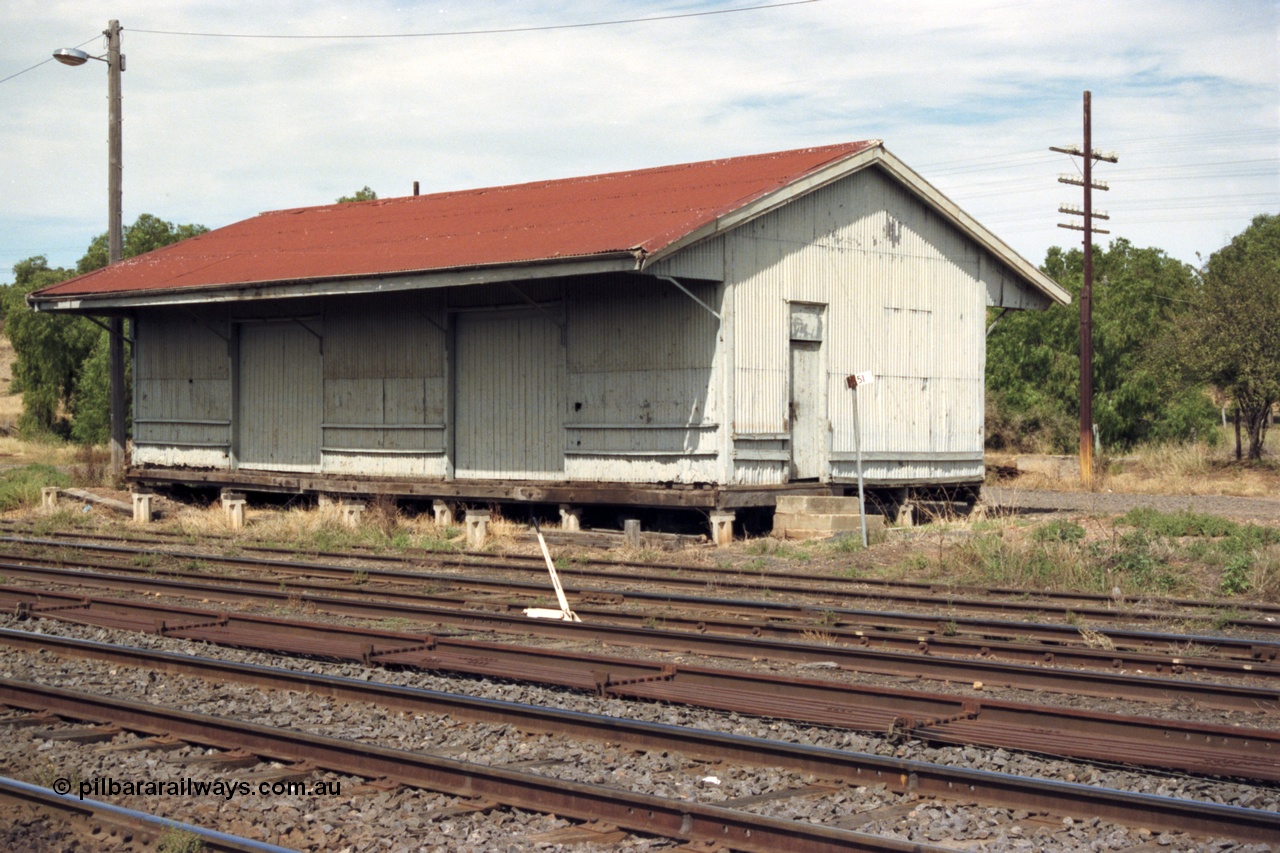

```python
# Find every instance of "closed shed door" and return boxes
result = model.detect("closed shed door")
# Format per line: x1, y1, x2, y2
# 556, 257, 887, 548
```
237, 323, 322, 471
789, 341, 823, 479
455, 312, 564, 479
788, 303, 826, 480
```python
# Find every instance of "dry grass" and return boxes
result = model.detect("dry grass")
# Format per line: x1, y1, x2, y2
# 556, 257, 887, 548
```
0, 435, 77, 468
989, 432, 1280, 498
0, 335, 21, 433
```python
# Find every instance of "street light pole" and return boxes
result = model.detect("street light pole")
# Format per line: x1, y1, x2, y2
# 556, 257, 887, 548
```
106, 19, 126, 478
54, 20, 127, 477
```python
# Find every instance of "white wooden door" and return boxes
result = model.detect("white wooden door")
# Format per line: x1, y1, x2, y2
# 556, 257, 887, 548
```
454, 312, 564, 479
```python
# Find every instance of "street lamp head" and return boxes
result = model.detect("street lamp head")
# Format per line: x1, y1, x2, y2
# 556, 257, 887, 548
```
52, 48, 92, 66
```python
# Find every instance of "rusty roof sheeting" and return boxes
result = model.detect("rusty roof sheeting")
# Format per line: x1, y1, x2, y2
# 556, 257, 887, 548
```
36, 141, 880, 299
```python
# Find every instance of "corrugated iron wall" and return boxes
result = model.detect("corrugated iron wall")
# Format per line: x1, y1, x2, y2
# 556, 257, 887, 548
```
322, 292, 447, 478
133, 309, 232, 468
564, 278, 722, 483
454, 309, 565, 480
237, 321, 322, 471
726, 166, 1000, 485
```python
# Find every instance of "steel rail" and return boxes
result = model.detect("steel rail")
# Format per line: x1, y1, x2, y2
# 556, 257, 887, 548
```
2, 627, 1275, 844
5, 534, 1279, 637
3, 542, 1277, 666
11, 523, 1280, 621
5, 551, 1273, 680
0, 776, 297, 853
0, 678, 951, 853
1, 564, 1276, 715
6, 591, 1279, 781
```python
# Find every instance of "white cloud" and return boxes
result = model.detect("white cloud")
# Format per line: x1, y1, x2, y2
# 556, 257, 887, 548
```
2, 0, 1276, 278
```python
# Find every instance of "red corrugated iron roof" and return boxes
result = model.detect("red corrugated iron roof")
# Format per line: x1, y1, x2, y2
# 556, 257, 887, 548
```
36, 141, 880, 299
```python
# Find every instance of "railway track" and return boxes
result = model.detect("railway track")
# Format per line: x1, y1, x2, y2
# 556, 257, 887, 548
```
4, 537, 1279, 670
1, 559, 1276, 716
0, 776, 294, 853
5, 591, 1278, 782
6, 530, 1279, 635
1, 676, 956, 853
2, 627, 1276, 845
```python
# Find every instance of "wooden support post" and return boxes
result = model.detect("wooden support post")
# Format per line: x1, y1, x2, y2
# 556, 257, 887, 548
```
559, 505, 582, 532
131, 492, 154, 524
433, 500, 456, 527
465, 510, 490, 549
709, 511, 735, 547
623, 519, 642, 549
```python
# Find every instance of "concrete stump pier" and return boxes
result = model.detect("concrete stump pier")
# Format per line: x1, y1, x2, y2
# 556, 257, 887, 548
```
465, 510, 490, 548
772, 496, 885, 541
221, 490, 247, 531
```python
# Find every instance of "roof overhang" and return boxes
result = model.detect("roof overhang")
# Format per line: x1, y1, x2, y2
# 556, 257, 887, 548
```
640, 144, 1071, 307
29, 252, 641, 313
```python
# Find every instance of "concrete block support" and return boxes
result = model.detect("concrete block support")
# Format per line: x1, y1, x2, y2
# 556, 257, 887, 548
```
317, 493, 336, 508
772, 495, 885, 541
433, 500, 456, 527
340, 501, 365, 529
623, 519, 642, 548
221, 490, 247, 531
131, 492, 154, 524
41, 487, 59, 512
465, 510, 490, 549
709, 512, 735, 547
559, 505, 582, 532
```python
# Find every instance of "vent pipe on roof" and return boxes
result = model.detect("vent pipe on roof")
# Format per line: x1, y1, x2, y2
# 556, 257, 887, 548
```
413, 181, 420, 196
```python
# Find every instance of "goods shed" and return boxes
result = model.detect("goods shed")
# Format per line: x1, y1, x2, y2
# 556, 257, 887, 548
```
30, 141, 1068, 528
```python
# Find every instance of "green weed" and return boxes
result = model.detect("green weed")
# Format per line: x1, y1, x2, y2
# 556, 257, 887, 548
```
0, 464, 69, 511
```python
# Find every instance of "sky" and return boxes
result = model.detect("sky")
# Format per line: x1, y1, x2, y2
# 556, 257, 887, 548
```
2, 0, 1277, 282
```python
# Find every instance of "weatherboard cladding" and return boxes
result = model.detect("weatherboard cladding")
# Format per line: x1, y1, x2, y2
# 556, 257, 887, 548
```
35, 142, 878, 299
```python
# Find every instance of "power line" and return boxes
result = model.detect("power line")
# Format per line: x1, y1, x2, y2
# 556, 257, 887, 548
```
128, 1, 824, 40
0, 35, 101, 84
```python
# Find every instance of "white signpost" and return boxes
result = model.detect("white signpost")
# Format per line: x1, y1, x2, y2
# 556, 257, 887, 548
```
845, 372, 874, 548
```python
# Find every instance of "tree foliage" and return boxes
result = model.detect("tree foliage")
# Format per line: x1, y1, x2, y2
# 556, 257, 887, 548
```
336, 186, 377, 203
1, 214, 206, 442
986, 239, 1219, 453
1158, 215, 1280, 460
0, 258, 96, 437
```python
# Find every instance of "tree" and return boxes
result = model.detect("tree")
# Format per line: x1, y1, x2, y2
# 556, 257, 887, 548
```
1162, 215, 1280, 460
2, 214, 207, 442
336, 186, 377, 203
76, 213, 209, 275
0, 257, 98, 437
987, 239, 1219, 453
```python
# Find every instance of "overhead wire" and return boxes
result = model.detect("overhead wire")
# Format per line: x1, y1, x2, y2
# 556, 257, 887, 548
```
127, 1, 823, 40
0, 35, 102, 85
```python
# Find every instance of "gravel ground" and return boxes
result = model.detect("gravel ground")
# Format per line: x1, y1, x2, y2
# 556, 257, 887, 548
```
985, 487, 1280, 521
0, 616, 1275, 853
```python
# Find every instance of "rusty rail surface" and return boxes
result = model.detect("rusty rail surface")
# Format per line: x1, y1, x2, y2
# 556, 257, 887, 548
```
5, 535, 1274, 660
3, 627, 1275, 843
0, 678, 952, 853
8, 523, 1280, 625
4, 533, 1279, 640
5, 591, 1279, 783
1, 563, 1275, 716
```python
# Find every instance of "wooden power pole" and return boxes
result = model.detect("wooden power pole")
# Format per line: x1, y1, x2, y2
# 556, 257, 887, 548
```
1052, 91, 1117, 489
